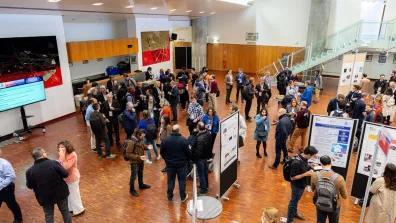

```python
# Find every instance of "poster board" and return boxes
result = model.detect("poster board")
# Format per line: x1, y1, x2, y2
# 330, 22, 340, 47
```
219, 111, 239, 198
351, 122, 396, 199
337, 53, 367, 96
307, 115, 358, 180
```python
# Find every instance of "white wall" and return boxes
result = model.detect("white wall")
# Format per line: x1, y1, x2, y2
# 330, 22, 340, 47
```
69, 57, 125, 80
0, 14, 75, 136
326, 0, 363, 36
384, 0, 396, 21
171, 20, 191, 27
172, 27, 192, 42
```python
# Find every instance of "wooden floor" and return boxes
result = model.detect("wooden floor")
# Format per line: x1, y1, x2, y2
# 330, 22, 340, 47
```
1, 72, 393, 223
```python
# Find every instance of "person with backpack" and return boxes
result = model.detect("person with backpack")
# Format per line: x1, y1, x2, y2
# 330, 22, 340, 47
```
285, 146, 318, 223
313, 70, 323, 103
327, 94, 345, 116
138, 110, 160, 164
124, 129, 153, 197
235, 68, 247, 103
311, 155, 347, 223
329, 102, 348, 118
300, 81, 314, 107
254, 108, 270, 158
288, 101, 311, 154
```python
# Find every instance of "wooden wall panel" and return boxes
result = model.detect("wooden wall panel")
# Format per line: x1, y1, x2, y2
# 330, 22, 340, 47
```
93, 40, 106, 59
86, 41, 96, 60
78, 42, 88, 62
125, 38, 139, 54
212, 44, 224, 71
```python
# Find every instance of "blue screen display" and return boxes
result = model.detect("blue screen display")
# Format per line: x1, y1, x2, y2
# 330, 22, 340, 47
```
0, 77, 46, 112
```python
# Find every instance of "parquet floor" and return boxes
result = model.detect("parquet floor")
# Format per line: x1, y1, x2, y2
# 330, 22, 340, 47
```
1, 72, 392, 223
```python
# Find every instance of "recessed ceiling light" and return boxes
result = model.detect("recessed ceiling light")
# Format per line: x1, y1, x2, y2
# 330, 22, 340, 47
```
125, 5, 134, 8
47, 0, 61, 2
186, 10, 192, 12
169, 9, 177, 12
150, 7, 158, 10
199, 11, 205, 13
92, 3, 103, 6
210, 12, 216, 14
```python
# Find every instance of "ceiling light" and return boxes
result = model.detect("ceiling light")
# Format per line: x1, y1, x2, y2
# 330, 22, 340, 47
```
47, 0, 61, 2
217, 0, 248, 6
125, 5, 134, 8
150, 7, 158, 10
210, 12, 216, 14
169, 9, 177, 12
186, 10, 192, 12
92, 3, 104, 6
199, 11, 205, 13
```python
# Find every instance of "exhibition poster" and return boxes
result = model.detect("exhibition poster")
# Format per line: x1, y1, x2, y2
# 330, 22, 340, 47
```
309, 116, 355, 168
339, 63, 353, 86
351, 62, 364, 85
220, 112, 239, 173
357, 124, 396, 178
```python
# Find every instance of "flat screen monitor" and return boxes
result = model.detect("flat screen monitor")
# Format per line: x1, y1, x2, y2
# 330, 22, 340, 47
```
0, 76, 46, 112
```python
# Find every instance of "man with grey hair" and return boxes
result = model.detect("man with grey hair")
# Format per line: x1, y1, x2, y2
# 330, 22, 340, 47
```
269, 108, 292, 169
160, 125, 191, 202
97, 85, 108, 103
123, 102, 137, 139
26, 148, 72, 223
289, 101, 311, 153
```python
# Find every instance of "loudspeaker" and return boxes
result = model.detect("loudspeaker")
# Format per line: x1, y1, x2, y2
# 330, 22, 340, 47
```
171, 33, 178, 41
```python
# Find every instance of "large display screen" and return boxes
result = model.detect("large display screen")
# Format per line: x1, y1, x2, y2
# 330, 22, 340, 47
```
0, 77, 46, 112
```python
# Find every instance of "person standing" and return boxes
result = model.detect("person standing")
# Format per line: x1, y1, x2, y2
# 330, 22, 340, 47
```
192, 122, 213, 195
345, 85, 363, 115
102, 94, 121, 146
311, 155, 347, 223
169, 81, 179, 123
201, 108, 220, 147
208, 75, 218, 111
225, 70, 233, 104
187, 96, 205, 134
159, 115, 172, 173
244, 77, 256, 122
374, 74, 387, 94
364, 163, 396, 223
159, 98, 172, 120
190, 68, 198, 88
57, 140, 85, 217
123, 102, 138, 139
230, 105, 247, 162
97, 85, 108, 104
268, 108, 292, 169
264, 71, 272, 99
351, 93, 367, 152
382, 88, 395, 125
286, 98, 299, 141
0, 148, 23, 223
289, 101, 311, 153
300, 81, 314, 108
327, 94, 345, 115
107, 76, 115, 93
360, 73, 371, 94
235, 68, 247, 103
26, 148, 72, 223
277, 68, 290, 95
365, 103, 375, 123
85, 98, 98, 152
138, 110, 160, 164
256, 77, 269, 115
254, 108, 270, 158
160, 125, 191, 202
125, 129, 153, 197
145, 67, 153, 80
195, 77, 207, 106
313, 70, 323, 103
389, 70, 396, 83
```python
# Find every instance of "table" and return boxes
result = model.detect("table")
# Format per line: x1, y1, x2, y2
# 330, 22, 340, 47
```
187, 196, 223, 222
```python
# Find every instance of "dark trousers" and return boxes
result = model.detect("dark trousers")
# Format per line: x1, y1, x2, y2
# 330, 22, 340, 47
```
106, 119, 120, 144
211, 133, 217, 148
256, 98, 266, 114
0, 183, 22, 222
226, 87, 232, 103
287, 183, 305, 221
166, 165, 187, 200
277, 84, 286, 95
171, 103, 178, 121
180, 91, 189, 110
125, 127, 135, 139
272, 140, 288, 167
198, 99, 204, 107
196, 159, 209, 194
245, 98, 253, 119
130, 163, 144, 192
188, 119, 198, 134
316, 207, 341, 223
256, 141, 267, 153
43, 197, 72, 223
267, 89, 272, 99
95, 132, 111, 157
236, 86, 244, 102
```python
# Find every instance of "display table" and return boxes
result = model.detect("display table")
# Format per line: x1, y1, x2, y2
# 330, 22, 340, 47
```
187, 196, 223, 222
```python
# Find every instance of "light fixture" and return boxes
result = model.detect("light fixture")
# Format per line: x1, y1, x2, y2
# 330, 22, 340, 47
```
125, 5, 134, 8
47, 0, 61, 2
217, 0, 248, 6
186, 10, 192, 12
210, 12, 216, 14
150, 7, 158, 10
199, 11, 205, 13
92, 3, 104, 6
169, 9, 177, 12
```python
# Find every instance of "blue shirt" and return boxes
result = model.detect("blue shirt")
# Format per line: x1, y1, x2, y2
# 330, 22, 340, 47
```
0, 158, 16, 190
85, 104, 94, 123
235, 73, 247, 87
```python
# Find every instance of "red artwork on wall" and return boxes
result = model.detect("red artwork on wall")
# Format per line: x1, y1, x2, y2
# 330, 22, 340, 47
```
141, 31, 170, 66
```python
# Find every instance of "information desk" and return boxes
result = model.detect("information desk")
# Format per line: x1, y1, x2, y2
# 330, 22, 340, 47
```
187, 196, 222, 222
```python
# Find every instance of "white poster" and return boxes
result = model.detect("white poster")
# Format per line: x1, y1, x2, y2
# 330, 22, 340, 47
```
339, 63, 354, 86
351, 61, 364, 85
309, 116, 355, 168
220, 112, 239, 173
357, 124, 396, 178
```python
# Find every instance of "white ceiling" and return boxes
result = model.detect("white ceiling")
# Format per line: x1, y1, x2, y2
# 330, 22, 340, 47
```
0, 0, 250, 22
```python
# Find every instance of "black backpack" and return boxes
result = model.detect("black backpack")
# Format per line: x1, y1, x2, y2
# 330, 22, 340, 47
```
283, 155, 300, 182
145, 120, 158, 141
313, 172, 339, 212
123, 137, 137, 161
375, 112, 383, 123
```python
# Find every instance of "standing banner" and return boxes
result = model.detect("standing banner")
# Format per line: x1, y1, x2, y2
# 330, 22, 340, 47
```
351, 122, 396, 199
307, 115, 358, 180
219, 111, 239, 198
337, 53, 367, 96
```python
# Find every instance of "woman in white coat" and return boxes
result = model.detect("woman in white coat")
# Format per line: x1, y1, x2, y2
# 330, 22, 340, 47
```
382, 88, 395, 125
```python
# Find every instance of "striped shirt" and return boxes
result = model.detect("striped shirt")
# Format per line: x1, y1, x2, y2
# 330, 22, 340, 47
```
187, 103, 204, 120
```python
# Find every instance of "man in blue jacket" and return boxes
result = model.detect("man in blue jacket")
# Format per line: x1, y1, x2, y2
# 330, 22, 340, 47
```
300, 81, 314, 107
235, 68, 247, 103
85, 98, 97, 152
269, 108, 292, 169
123, 102, 137, 139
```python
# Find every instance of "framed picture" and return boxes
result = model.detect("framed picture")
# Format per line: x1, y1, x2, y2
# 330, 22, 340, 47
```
378, 53, 387, 63
393, 54, 396, 64
366, 54, 373, 62
131, 55, 137, 64
125, 56, 130, 61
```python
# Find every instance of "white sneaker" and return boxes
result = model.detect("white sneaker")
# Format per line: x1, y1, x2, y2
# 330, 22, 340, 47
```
156, 155, 161, 160
181, 193, 189, 203
145, 160, 153, 164
106, 154, 116, 159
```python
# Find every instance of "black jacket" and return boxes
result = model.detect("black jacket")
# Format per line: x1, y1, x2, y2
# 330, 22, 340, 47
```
373, 80, 387, 94
276, 114, 292, 142
117, 87, 127, 102
107, 80, 114, 93
192, 130, 213, 160
101, 99, 121, 121
160, 133, 191, 168
281, 94, 295, 108
145, 71, 153, 80
26, 158, 69, 206
255, 83, 269, 102
327, 98, 339, 115
90, 111, 106, 135
170, 86, 179, 105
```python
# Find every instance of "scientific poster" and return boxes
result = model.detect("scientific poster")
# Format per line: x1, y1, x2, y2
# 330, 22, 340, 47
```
339, 63, 353, 86
309, 116, 355, 168
351, 62, 365, 85
220, 112, 239, 173
357, 124, 396, 178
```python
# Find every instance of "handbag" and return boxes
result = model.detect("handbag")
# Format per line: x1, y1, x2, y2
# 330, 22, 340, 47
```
216, 90, 220, 97
238, 135, 244, 147
257, 130, 267, 137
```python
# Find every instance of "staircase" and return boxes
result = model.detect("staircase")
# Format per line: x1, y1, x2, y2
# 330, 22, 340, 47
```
257, 19, 396, 82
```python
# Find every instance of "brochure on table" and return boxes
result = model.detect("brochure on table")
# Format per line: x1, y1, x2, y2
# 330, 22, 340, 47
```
220, 112, 239, 173
357, 124, 396, 178
309, 116, 355, 168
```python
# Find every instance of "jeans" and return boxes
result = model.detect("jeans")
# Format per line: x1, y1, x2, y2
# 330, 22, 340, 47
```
43, 197, 72, 223
95, 132, 111, 157
106, 119, 120, 144
171, 103, 177, 121
245, 98, 253, 119
0, 183, 23, 222
272, 140, 288, 167
167, 165, 187, 200
287, 183, 305, 222
236, 86, 244, 102
143, 138, 159, 162
130, 163, 144, 191
211, 133, 217, 148
226, 87, 232, 103
316, 207, 340, 223
197, 99, 204, 107
196, 159, 209, 194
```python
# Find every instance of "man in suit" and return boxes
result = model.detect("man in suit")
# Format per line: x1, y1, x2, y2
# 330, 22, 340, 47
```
145, 67, 153, 81
277, 67, 292, 95
169, 81, 179, 123
97, 85, 108, 104
256, 77, 269, 114
225, 70, 233, 104
102, 94, 121, 146
374, 74, 388, 94
326, 94, 345, 115
107, 76, 115, 93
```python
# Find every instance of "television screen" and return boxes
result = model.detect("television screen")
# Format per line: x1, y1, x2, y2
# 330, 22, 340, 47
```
0, 76, 46, 112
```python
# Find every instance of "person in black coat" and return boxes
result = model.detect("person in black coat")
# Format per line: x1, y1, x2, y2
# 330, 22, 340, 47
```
280, 90, 295, 109
101, 94, 121, 146
107, 76, 115, 93
327, 94, 345, 115
145, 67, 153, 81
269, 108, 292, 169
117, 82, 127, 103
169, 81, 179, 122
255, 78, 270, 114
373, 74, 388, 94
90, 103, 115, 158
123, 102, 138, 139
26, 147, 72, 223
